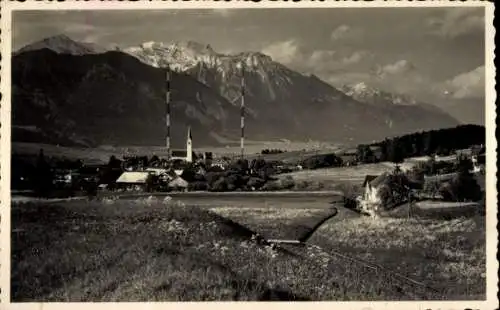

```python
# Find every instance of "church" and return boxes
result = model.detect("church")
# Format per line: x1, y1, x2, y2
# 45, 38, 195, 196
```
170, 127, 194, 163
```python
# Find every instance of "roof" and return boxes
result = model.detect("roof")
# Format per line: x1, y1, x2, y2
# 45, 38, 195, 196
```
362, 175, 378, 187
116, 171, 150, 184
363, 172, 392, 188
171, 150, 188, 157
424, 173, 457, 184
165, 168, 178, 177
456, 149, 473, 156
145, 167, 168, 175
168, 176, 188, 188
174, 169, 184, 176
369, 173, 391, 188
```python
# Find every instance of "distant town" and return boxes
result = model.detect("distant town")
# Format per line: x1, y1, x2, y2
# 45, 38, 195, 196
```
12, 124, 486, 212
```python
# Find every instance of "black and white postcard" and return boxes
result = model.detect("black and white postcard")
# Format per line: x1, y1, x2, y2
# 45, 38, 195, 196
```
0, 1, 497, 309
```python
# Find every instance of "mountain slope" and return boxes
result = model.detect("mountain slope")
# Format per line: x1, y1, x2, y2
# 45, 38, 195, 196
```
11, 49, 242, 147
125, 41, 460, 142
439, 98, 485, 126
339, 82, 460, 129
12, 37, 461, 148
14, 34, 107, 56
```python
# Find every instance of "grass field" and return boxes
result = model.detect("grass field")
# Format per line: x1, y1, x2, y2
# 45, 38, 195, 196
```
12, 141, 343, 164
211, 205, 486, 300
11, 197, 485, 301
278, 162, 401, 191
309, 215, 486, 299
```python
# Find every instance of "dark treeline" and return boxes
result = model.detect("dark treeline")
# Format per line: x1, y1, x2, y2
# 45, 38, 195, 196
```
261, 149, 286, 155
356, 124, 485, 164
300, 153, 343, 170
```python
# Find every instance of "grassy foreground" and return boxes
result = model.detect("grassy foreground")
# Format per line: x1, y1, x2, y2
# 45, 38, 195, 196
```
11, 198, 484, 301
211, 206, 486, 300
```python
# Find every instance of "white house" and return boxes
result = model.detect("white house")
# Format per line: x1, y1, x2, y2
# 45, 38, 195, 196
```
358, 173, 391, 217
471, 154, 485, 174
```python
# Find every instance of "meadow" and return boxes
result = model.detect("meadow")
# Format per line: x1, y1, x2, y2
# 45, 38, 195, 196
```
12, 140, 343, 164
11, 196, 485, 301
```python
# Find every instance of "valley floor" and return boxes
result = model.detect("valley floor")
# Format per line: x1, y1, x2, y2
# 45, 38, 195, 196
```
12, 141, 343, 164
11, 197, 485, 301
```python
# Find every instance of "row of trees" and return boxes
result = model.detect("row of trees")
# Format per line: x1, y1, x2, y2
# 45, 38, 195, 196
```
300, 153, 343, 170
418, 156, 483, 202
356, 124, 485, 164
261, 149, 285, 155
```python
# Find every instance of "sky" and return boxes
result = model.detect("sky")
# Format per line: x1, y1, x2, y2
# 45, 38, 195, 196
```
12, 7, 486, 104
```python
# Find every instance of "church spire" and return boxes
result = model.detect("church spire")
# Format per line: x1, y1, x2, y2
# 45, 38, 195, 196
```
186, 126, 193, 163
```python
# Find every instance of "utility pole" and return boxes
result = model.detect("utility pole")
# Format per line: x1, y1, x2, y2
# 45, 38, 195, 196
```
166, 65, 171, 161
240, 65, 245, 159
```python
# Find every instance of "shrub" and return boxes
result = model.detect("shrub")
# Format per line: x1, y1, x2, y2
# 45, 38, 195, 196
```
207, 165, 224, 173
205, 172, 223, 186
261, 176, 295, 191
180, 164, 198, 183
188, 181, 209, 191
414, 159, 455, 176
280, 176, 295, 190
301, 153, 342, 170
247, 177, 266, 190
337, 182, 362, 211
423, 179, 441, 199
440, 170, 483, 202
210, 177, 228, 192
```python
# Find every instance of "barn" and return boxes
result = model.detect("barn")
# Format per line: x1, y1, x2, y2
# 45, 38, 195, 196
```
116, 171, 152, 191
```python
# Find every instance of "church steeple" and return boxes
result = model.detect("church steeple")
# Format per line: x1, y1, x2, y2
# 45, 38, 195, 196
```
186, 126, 193, 163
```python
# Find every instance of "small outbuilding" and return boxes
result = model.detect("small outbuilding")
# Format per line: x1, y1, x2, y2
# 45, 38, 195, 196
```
168, 176, 189, 192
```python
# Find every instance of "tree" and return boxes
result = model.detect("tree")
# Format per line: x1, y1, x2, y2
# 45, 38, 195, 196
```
211, 177, 228, 192
145, 174, 157, 192
108, 155, 122, 169
180, 163, 198, 183
149, 155, 160, 166
423, 132, 433, 156
387, 140, 405, 164
34, 149, 53, 197
438, 157, 482, 202
356, 145, 374, 163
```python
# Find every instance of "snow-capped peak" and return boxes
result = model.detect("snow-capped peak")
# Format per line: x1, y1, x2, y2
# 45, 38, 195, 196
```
124, 40, 276, 73
125, 40, 225, 71
341, 82, 417, 106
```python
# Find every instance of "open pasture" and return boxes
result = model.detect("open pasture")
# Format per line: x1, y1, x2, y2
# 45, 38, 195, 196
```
212, 203, 486, 300
278, 162, 403, 186
12, 140, 343, 163
309, 215, 486, 299
11, 195, 485, 301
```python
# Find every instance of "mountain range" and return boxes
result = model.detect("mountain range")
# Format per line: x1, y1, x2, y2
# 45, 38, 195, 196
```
12, 35, 461, 147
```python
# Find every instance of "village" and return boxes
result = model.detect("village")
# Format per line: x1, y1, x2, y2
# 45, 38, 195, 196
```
11, 122, 486, 220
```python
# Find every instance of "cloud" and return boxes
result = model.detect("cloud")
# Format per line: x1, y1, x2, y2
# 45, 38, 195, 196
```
341, 51, 372, 66
330, 24, 362, 41
376, 59, 416, 76
305, 50, 372, 73
309, 50, 337, 64
261, 40, 301, 64
427, 8, 484, 38
326, 72, 372, 88
441, 66, 485, 99
324, 58, 430, 99
330, 25, 350, 40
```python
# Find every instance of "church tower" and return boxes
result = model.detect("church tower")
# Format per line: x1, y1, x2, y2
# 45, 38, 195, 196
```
186, 126, 193, 163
